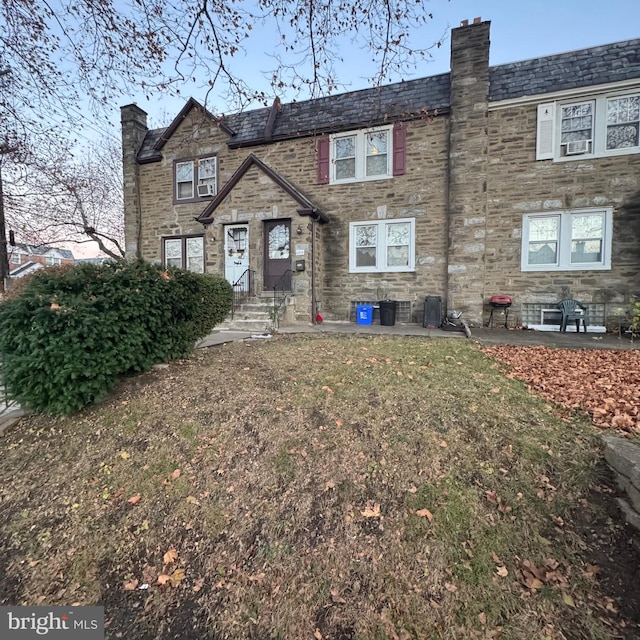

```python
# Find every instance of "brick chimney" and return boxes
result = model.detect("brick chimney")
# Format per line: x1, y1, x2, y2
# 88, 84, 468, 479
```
446, 19, 491, 326
120, 104, 148, 260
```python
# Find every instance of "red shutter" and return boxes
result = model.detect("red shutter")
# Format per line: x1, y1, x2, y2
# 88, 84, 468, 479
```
393, 124, 406, 176
317, 137, 330, 184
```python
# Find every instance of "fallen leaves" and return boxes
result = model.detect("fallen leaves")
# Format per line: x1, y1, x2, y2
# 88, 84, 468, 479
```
163, 548, 178, 565
330, 588, 346, 604
360, 502, 381, 518
415, 508, 433, 521
518, 557, 569, 593
483, 345, 640, 434
193, 577, 205, 592
127, 494, 141, 505
168, 568, 185, 587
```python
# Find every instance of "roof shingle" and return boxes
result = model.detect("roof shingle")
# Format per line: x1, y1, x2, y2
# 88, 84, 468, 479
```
136, 37, 640, 160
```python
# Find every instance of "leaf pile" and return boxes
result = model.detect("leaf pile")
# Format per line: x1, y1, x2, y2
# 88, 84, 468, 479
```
483, 345, 640, 435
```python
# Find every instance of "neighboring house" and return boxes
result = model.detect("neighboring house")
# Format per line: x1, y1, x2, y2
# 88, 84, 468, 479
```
8, 244, 75, 278
121, 18, 640, 329
74, 257, 112, 266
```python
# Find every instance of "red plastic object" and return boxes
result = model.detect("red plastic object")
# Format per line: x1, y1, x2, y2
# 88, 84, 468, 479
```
489, 295, 512, 306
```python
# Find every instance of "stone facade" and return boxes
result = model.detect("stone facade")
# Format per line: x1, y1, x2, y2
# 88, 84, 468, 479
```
122, 20, 640, 327
484, 103, 640, 326
447, 21, 490, 320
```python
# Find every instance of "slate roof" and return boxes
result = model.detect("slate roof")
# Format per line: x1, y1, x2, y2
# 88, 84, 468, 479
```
137, 127, 166, 164
490, 38, 640, 102
225, 73, 451, 148
136, 36, 640, 160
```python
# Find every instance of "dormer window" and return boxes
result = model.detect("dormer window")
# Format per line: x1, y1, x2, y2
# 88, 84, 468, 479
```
174, 156, 217, 202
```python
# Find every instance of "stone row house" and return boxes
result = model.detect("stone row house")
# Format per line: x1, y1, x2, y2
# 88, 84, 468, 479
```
121, 19, 640, 329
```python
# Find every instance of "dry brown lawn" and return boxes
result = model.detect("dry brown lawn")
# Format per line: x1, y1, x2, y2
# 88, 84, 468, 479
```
1, 335, 638, 639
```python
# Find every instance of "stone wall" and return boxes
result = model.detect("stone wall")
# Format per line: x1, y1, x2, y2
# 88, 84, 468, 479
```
126, 106, 452, 323
446, 20, 491, 326
604, 436, 640, 532
484, 103, 640, 328
121, 104, 149, 259
122, 21, 640, 327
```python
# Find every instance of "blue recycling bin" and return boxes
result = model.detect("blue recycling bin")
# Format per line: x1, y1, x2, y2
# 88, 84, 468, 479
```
356, 304, 373, 325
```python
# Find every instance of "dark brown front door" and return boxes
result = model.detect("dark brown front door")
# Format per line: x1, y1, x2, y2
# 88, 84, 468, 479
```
264, 219, 291, 290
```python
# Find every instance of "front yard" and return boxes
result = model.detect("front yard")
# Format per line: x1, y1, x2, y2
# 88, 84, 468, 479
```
0, 335, 638, 639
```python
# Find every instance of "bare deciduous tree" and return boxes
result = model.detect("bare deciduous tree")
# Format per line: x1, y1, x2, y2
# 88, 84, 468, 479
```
3, 137, 124, 260
0, 0, 442, 268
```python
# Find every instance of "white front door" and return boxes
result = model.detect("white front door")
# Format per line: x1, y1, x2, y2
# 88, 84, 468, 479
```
224, 224, 249, 288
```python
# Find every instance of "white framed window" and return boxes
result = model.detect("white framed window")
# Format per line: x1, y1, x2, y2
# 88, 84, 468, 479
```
10, 253, 20, 264
45, 256, 62, 266
331, 126, 392, 184
559, 101, 593, 157
606, 95, 640, 150
521, 208, 612, 271
537, 92, 640, 161
163, 235, 205, 272
174, 157, 217, 201
349, 218, 415, 273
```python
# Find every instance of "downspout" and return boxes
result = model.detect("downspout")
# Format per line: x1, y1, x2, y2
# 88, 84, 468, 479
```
135, 160, 143, 259
445, 115, 452, 312
311, 217, 316, 323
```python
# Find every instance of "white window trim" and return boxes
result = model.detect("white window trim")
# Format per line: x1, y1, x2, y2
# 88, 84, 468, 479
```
175, 160, 195, 200
330, 125, 393, 184
541, 90, 640, 162
521, 208, 613, 272
175, 156, 217, 201
349, 218, 415, 273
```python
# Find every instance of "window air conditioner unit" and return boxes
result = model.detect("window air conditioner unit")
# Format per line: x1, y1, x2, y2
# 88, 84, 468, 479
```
565, 139, 589, 155
197, 183, 215, 197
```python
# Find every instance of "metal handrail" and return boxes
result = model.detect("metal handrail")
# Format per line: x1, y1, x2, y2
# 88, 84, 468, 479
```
271, 269, 294, 329
230, 268, 255, 319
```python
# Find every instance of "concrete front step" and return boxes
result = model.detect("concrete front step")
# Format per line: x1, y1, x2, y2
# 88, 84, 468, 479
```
218, 319, 274, 332
237, 302, 279, 313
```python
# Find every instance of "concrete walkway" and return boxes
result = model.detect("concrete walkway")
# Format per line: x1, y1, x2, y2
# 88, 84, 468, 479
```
197, 321, 639, 350
2, 322, 636, 436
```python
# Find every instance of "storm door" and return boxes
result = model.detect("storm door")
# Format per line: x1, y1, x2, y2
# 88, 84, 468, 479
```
263, 219, 291, 290
224, 224, 249, 288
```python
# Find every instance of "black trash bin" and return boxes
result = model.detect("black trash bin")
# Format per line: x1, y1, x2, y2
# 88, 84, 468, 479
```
379, 300, 397, 326
423, 295, 442, 328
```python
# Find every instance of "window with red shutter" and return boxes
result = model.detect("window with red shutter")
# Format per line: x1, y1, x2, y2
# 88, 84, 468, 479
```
317, 138, 330, 184
393, 124, 406, 176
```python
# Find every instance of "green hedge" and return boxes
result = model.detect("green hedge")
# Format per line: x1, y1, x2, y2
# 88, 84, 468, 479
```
0, 260, 232, 414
